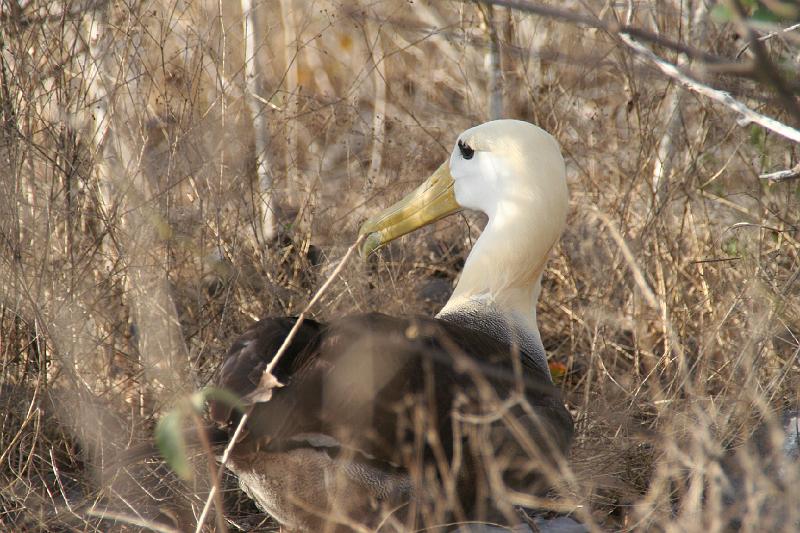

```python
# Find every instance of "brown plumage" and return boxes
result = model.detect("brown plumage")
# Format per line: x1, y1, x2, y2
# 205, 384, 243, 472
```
209, 314, 573, 531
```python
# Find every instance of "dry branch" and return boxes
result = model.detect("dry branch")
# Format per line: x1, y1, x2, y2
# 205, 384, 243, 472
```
736, 22, 800, 58
649, 0, 710, 197
759, 163, 800, 181
618, 33, 800, 144
477, 0, 729, 64
242, 0, 276, 243
478, 3, 503, 120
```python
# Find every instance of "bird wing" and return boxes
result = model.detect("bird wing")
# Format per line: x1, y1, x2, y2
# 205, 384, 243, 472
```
211, 313, 573, 476
208, 316, 324, 426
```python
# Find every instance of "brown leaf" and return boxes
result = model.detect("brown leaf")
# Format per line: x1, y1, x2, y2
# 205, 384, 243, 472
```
241, 370, 284, 405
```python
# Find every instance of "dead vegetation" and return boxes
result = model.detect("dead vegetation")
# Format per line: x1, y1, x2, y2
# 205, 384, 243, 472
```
1, 0, 799, 531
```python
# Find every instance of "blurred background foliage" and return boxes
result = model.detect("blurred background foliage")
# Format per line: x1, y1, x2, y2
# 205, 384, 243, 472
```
1, 0, 799, 530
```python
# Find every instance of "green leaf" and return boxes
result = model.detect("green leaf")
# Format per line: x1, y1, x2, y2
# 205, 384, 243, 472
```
754, 6, 778, 21
754, 2, 799, 22
191, 386, 245, 414
749, 124, 766, 152
155, 410, 192, 480
722, 237, 740, 257
710, 5, 733, 23
710, 2, 799, 24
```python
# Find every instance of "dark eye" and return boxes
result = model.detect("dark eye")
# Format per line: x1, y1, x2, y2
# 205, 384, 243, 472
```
458, 139, 474, 160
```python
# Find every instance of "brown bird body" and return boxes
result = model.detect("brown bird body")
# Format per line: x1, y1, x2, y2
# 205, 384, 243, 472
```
211, 314, 572, 531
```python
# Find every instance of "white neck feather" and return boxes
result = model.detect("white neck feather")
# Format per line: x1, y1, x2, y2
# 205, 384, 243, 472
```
436, 188, 564, 380
437, 203, 554, 330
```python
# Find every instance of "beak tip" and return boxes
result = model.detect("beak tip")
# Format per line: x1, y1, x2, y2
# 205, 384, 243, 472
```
360, 232, 382, 258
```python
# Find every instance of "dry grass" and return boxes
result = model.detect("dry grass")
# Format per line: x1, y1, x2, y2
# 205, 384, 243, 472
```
1, 0, 799, 531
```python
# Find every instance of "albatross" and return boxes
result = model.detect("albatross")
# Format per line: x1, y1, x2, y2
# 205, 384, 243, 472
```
209, 119, 573, 531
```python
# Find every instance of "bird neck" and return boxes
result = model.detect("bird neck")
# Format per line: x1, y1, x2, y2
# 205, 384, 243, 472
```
436, 202, 559, 375
442, 202, 556, 320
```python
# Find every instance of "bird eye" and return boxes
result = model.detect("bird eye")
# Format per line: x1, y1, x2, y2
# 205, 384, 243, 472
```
458, 139, 474, 160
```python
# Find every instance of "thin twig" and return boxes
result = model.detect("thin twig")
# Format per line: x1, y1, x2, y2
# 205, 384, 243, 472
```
193, 411, 249, 533
190, 410, 227, 533
475, 0, 729, 64
727, 0, 800, 125
264, 234, 366, 376
194, 234, 365, 532
736, 22, 800, 58
86, 509, 182, 533
242, 0, 275, 244
49, 448, 73, 514
759, 163, 800, 182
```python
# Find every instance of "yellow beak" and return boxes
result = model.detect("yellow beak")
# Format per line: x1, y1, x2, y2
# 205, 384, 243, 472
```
359, 161, 461, 256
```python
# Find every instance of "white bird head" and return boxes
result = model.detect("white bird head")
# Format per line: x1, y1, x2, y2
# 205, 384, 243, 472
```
361, 119, 568, 267
448, 120, 567, 238
359, 119, 569, 376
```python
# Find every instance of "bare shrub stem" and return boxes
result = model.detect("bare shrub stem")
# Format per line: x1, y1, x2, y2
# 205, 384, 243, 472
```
194, 234, 365, 532
242, 0, 275, 243
618, 33, 800, 143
